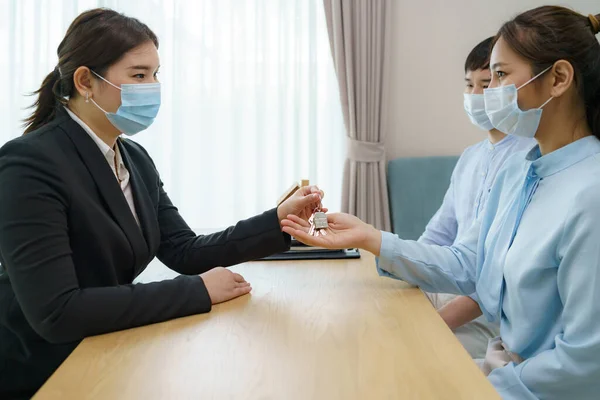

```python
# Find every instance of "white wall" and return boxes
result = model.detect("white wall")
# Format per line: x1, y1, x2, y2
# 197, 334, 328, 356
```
387, 0, 598, 160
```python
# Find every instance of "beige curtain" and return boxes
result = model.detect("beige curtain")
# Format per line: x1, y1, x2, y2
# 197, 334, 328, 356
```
323, 0, 392, 231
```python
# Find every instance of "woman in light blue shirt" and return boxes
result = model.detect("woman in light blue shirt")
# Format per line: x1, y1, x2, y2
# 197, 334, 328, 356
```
283, 6, 600, 399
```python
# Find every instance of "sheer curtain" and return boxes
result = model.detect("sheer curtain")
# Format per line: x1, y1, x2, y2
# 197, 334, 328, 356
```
0, 0, 345, 231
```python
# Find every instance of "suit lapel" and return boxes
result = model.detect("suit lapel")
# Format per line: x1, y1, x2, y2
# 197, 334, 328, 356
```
118, 140, 160, 266
61, 117, 149, 269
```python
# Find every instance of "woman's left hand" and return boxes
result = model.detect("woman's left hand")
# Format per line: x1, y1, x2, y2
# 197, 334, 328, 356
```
277, 185, 326, 224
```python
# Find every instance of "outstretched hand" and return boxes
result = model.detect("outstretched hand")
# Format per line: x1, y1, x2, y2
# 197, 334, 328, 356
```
281, 213, 382, 255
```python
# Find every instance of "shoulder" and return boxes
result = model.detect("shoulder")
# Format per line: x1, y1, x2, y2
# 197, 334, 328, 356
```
0, 129, 71, 203
453, 139, 487, 171
1, 111, 73, 160
564, 156, 600, 213
461, 139, 487, 158
557, 177, 600, 258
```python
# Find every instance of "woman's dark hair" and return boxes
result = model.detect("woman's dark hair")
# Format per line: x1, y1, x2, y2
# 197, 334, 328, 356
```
23, 8, 159, 134
464, 36, 494, 73
495, 6, 600, 139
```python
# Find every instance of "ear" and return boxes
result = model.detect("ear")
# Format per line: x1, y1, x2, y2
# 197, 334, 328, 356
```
72, 66, 94, 99
549, 60, 575, 98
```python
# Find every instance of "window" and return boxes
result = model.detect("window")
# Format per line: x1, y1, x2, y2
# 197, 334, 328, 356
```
0, 0, 345, 230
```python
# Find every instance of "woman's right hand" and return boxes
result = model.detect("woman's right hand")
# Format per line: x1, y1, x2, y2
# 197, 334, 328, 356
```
200, 267, 252, 305
281, 213, 382, 255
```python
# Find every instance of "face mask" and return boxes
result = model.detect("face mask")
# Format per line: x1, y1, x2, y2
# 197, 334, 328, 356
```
88, 70, 161, 136
464, 93, 494, 131
483, 66, 553, 138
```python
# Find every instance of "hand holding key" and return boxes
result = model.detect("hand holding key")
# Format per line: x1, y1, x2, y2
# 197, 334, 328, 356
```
277, 185, 327, 225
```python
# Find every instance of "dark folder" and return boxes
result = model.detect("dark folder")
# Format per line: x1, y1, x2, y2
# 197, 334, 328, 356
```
256, 240, 361, 261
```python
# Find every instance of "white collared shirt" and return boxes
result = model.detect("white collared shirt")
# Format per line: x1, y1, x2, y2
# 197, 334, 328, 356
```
64, 107, 139, 225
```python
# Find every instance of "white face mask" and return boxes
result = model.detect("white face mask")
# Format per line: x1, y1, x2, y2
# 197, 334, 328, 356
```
464, 93, 494, 131
483, 66, 553, 138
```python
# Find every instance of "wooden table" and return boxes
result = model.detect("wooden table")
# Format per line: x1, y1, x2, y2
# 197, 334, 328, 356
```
34, 253, 499, 400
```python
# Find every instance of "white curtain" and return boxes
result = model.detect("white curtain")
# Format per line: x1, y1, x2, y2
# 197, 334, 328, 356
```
0, 0, 345, 231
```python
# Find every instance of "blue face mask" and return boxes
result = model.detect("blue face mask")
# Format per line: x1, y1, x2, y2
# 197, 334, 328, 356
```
483, 66, 553, 138
89, 70, 161, 136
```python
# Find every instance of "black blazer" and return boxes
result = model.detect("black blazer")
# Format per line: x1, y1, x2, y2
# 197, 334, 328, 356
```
0, 109, 290, 399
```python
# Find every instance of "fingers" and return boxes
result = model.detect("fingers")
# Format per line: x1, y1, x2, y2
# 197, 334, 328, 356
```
282, 215, 310, 231
323, 212, 344, 225
236, 282, 251, 293
293, 194, 322, 216
286, 214, 311, 228
233, 285, 252, 297
287, 214, 307, 225
308, 185, 325, 200
282, 226, 322, 246
299, 184, 322, 195
233, 272, 246, 283
298, 185, 325, 203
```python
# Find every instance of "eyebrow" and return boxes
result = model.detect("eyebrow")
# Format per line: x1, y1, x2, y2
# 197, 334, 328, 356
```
127, 65, 160, 71
490, 62, 507, 70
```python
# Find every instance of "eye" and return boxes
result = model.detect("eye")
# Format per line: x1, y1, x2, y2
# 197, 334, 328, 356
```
133, 73, 145, 79
153, 71, 160, 78
483, 84, 489, 89
466, 83, 474, 88
496, 71, 506, 79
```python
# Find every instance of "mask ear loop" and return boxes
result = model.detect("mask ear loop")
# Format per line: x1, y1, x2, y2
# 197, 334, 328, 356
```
516, 65, 554, 110
88, 69, 120, 114
89, 97, 109, 114
90, 69, 122, 91
538, 97, 553, 110
517, 65, 553, 90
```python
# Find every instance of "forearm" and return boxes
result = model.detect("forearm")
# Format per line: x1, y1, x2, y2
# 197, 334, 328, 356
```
159, 208, 290, 273
19, 276, 211, 344
437, 295, 482, 330
375, 231, 477, 295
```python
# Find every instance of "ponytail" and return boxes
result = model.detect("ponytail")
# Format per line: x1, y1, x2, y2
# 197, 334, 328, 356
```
23, 68, 63, 134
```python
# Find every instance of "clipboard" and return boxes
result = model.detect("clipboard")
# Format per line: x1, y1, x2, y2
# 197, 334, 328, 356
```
257, 248, 361, 261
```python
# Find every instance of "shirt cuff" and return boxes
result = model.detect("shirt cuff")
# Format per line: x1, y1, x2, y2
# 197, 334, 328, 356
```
375, 231, 410, 282
488, 363, 537, 400
469, 292, 480, 305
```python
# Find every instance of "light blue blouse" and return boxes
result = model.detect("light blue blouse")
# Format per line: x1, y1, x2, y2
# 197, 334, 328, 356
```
377, 136, 600, 399
419, 135, 535, 246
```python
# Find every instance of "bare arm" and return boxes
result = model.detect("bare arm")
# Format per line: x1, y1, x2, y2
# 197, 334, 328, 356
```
437, 295, 482, 330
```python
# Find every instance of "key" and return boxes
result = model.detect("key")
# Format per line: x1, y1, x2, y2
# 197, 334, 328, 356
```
308, 204, 329, 237
313, 212, 328, 229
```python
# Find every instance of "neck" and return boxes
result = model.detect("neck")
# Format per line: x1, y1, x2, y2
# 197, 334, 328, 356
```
487, 129, 507, 145
535, 104, 592, 155
67, 98, 120, 148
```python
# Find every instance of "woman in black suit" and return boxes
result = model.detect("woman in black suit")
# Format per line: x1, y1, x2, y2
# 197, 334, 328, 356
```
0, 9, 324, 399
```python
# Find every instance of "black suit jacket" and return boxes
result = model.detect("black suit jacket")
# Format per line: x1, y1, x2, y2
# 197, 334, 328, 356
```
0, 109, 290, 399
